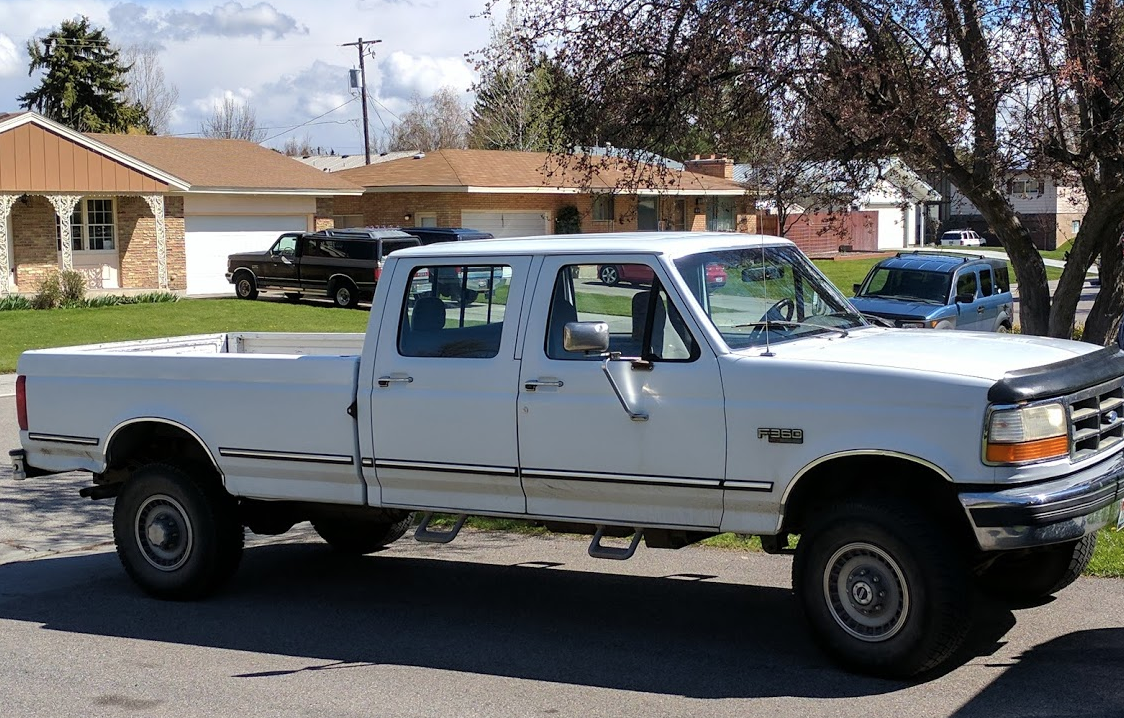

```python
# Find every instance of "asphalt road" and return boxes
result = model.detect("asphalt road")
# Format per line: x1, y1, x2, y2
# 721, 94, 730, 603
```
2, 393, 1123, 717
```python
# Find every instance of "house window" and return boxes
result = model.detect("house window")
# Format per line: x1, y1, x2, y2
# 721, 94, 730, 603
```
592, 194, 615, 221
1072, 220, 1081, 234
56, 198, 115, 251
707, 198, 735, 231
1010, 178, 1040, 195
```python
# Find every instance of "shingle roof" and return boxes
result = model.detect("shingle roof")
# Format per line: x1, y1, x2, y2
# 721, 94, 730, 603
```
336, 149, 745, 194
88, 134, 363, 193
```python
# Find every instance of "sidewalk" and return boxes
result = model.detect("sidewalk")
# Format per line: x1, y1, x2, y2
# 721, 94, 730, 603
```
0, 374, 13, 398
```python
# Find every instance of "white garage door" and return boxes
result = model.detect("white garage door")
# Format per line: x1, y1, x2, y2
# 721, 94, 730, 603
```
185, 215, 308, 295
461, 211, 550, 239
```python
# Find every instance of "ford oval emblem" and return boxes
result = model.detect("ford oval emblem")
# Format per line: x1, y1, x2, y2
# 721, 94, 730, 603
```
1107, 410, 1119, 424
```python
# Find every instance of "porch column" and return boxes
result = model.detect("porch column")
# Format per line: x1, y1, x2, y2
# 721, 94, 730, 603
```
142, 195, 169, 290
0, 194, 15, 295
47, 194, 82, 271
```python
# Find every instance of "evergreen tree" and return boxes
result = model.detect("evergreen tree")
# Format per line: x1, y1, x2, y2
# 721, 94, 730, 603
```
18, 16, 150, 133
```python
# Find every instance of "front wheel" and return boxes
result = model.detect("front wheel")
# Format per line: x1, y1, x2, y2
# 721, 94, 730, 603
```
112, 462, 244, 600
792, 499, 970, 678
599, 265, 621, 286
234, 272, 258, 300
312, 513, 413, 555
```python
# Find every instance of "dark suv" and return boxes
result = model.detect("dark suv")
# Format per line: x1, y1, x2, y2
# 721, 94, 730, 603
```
400, 227, 503, 302
226, 228, 420, 308
404, 227, 494, 245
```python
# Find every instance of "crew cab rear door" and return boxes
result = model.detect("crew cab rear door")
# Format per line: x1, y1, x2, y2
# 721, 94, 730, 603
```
516, 256, 726, 529
367, 254, 532, 513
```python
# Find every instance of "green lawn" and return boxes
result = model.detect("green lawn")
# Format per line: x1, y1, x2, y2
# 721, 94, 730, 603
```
0, 297, 370, 372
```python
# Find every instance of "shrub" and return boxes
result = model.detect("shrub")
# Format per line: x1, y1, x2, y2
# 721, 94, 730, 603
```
0, 294, 33, 311
30, 273, 62, 310
59, 269, 87, 306
131, 291, 179, 304
555, 204, 581, 234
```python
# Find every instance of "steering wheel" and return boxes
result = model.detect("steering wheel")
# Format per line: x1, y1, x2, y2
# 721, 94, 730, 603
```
761, 297, 795, 324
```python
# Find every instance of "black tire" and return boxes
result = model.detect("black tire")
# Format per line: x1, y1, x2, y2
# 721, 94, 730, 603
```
599, 265, 621, 286
234, 272, 258, 300
332, 281, 359, 309
792, 499, 970, 678
112, 462, 244, 600
312, 513, 413, 555
461, 288, 479, 304
976, 533, 1096, 604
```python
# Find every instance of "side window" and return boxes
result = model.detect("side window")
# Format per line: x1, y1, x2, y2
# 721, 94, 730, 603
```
979, 267, 993, 296
995, 266, 1011, 293
341, 240, 375, 260
304, 239, 323, 258
545, 263, 698, 361
398, 264, 510, 359
274, 235, 298, 257
956, 271, 978, 299
381, 240, 417, 258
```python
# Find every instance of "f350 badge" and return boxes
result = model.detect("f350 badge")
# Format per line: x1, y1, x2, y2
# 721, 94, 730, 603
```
758, 427, 804, 444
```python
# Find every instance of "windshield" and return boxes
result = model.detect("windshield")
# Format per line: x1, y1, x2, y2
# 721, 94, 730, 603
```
857, 268, 951, 304
673, 246, 867, 350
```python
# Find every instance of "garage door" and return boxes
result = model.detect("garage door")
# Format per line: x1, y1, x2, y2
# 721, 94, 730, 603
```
184, 215, 308, 295
461, 211, 550, 239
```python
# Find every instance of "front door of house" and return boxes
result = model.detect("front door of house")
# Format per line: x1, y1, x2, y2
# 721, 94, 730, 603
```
638, 197, 659, 231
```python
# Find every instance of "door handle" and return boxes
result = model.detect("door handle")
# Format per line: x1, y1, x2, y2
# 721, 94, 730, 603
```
977, 306, 985, 313
524, 379, 564, 391
377, 375, 414, 388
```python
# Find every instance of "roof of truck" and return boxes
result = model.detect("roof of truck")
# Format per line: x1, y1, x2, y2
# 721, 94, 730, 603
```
394, 232, 794, 259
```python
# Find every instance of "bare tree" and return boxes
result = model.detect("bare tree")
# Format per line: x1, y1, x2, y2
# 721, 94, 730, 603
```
500, 0, 1124, 343
122, 44, 179, 135
199, 96, 265, 142
280, 133, 316, 156
386, 87, 469, 152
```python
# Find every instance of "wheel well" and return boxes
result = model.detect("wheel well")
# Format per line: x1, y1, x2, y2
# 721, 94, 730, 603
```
233, 268, 254, 281
781, 455, 975, 549
103, 421, 220, 485
329, 274, 357, 291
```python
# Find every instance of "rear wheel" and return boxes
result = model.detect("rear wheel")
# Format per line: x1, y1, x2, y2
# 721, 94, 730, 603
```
792, 499, 970, 678
112, 462, 243, 600
312, 513, 413, 555
332, 281, 359, 309
976, 534, 1096, 604
234, 272, 258, 300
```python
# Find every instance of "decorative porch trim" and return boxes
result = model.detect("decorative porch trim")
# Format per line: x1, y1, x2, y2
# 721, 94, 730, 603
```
142, 195, 169, 290
47, 194, 82, 271
0, 194, 14, 295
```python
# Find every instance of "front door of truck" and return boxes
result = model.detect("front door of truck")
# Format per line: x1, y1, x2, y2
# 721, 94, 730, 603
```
516, 257, 726, 529
368, 256, 532, 513
258, 233, 302, 291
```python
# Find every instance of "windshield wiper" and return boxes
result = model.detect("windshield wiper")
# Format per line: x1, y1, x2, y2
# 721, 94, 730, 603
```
731, 321, 851, 338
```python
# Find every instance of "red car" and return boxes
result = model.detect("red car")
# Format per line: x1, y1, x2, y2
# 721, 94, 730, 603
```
598, 262, 727, 289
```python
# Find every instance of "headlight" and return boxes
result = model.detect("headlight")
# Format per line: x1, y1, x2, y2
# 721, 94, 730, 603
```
899, 321, 925, 329
985, 402, 1068, 464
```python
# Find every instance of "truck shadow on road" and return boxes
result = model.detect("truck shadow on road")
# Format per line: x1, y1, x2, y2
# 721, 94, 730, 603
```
0, 540, 1111, 704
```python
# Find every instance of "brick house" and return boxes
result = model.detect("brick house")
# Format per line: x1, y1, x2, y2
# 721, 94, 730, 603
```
328, 149, 756, 237
0, 111, 362, 297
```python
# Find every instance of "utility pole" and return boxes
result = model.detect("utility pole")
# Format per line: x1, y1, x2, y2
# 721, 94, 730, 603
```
342, 37, 381, 165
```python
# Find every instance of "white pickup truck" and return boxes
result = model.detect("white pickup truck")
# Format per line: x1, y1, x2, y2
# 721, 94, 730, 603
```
10, 233, 1124, 678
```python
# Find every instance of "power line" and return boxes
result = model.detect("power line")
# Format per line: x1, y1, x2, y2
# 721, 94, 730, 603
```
260, 97, 359, 143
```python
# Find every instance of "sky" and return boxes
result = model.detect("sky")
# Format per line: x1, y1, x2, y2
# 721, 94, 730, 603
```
0, 0, 508, 155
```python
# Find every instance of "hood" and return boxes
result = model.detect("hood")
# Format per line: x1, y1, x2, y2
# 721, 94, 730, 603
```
756, 327, 1099, 382
228, 250, 271, 262
848, 296, 940, 319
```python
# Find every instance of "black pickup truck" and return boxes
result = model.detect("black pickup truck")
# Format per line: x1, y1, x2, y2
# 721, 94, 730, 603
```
226, 228, 421, 308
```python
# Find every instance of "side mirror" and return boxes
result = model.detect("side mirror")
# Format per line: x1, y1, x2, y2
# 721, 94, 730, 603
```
852, 283, 862, 294
563, 321, 610, 354
956, 292, 975, 304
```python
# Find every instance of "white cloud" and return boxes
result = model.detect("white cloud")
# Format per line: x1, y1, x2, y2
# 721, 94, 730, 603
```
377, 50, 475, 101
110, 1, 306, 42
192, 87, 257, 114
0, 34, 20, 78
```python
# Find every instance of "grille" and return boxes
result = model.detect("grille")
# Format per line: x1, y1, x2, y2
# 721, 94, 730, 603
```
1068, 377, 1124, 461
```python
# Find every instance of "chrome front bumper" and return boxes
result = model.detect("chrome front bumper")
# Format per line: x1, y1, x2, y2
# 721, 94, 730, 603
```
960, 453, 1124, 551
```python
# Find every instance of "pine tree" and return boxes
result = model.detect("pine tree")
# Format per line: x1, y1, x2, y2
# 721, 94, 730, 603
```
18, 16, 150, 133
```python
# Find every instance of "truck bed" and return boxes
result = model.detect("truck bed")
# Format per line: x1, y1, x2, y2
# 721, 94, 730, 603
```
17, 332, 368, 505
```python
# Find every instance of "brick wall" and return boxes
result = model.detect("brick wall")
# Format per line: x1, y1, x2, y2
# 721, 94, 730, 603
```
9, 196, 58, 291
683, 155, 735, 180
115, 195, 186, 291
314, 196, 336, 231
164, 196, 186, 290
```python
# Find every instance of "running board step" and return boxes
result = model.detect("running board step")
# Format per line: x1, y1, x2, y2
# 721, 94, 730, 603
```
588, 526, 643, 560
414, 512, 466, 544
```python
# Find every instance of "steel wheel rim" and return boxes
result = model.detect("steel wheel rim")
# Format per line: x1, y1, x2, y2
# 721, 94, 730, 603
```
337, 287, 351, 305
135, 494, 194, 572
237, 279, 252, 297
823, 542, 909, 642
